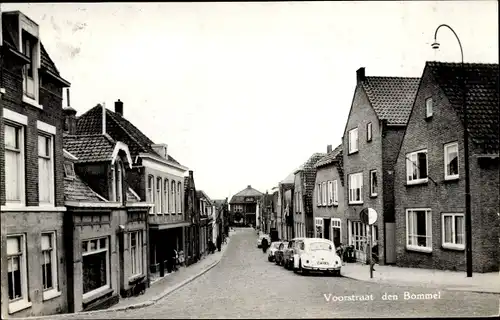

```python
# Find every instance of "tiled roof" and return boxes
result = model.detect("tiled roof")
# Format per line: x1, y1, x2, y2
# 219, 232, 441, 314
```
362, 76, 420, 125
229, 185, 264, 204
298, 153, 326, 216
427, 61, 499, 154
63, 134, 116, 163
40, 43, 59, 75
64, 176, 105, 202
76, 106, 181, 164
315, 145, 344, 186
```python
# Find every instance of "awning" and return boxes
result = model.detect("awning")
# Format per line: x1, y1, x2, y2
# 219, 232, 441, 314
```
149, 221, 190, 230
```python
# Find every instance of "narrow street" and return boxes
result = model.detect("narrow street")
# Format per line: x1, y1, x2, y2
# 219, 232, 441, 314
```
75, 229, 497, 319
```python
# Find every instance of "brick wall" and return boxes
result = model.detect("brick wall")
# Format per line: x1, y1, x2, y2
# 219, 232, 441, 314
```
342, 85, 385, 264
394, 66, 499, 272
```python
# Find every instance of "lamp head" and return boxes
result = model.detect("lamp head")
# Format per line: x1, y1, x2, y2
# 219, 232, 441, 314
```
431, 42, 440, 50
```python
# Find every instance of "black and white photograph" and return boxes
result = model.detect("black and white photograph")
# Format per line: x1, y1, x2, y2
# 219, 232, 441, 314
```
0, 1, 498, 319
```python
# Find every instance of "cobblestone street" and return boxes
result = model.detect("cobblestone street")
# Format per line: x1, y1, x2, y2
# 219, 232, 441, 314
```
70, 228, 498, 319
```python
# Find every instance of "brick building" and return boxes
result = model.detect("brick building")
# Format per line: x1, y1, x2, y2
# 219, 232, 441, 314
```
342, 67, 419, 264
278, 172, 295, 241
184, 170, 201, 266
74, 101, 189, 282
313, 144, 344, 247
1, 11, 71, 318
293, 153, 325, 238
196, 190, 214, 255
394, 61, 499, 272
229, 185, 264, 227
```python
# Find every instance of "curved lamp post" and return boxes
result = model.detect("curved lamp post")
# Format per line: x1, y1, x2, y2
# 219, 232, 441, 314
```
432, 24, 472, 277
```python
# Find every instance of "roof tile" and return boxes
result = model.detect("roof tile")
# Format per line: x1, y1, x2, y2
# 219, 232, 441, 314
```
64, 176, 104, 202
63, 134, 115, 163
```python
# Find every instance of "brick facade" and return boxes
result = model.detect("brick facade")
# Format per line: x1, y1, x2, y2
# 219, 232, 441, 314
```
394, 65, 499, 272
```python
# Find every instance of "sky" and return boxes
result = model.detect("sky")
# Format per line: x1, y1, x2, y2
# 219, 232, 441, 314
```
2, 1, 498, 200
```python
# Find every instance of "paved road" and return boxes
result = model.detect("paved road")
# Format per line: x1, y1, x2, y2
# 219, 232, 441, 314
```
78, 228, 498, 318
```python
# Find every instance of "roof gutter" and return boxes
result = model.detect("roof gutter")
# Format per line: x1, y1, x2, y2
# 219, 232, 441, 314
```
139, 152, 189, 171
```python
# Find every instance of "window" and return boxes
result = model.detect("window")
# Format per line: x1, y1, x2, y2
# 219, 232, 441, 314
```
5, 123, 25, 205
147, 175, 154, 214
369, 170, 378, 197
163, 179, 169, 214
322, 182, 327, 206
333, 180, 338, 205
82, 237, 109, 299
177, 181, 182, 214
426, 97, 433, 118
349, 221, 366, 252
116, 163, 123, 203
171, 181, 176, 213
316, 183, 321, 206
406, 150, 428, 184
41, 232, 59, 300
442, 213, 465, 250
331, 218, 341, 247
444, 142, 459, 180
130, 231, 143, 277
315, 218, 324, 238
327, 181, 333, 205
348, 127, 359, 154
63, 162, 75, 179
21, 30, 40, 105
367, 122, 372, 142
406, 209, 432, 252
348, 172, 363, 204
7, 235, 29, 313
156, 177, 162, 213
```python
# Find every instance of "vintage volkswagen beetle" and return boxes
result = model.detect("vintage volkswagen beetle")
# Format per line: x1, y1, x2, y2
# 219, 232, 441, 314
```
292, 238, 342, 276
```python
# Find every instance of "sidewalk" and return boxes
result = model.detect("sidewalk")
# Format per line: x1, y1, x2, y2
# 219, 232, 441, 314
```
341, 262, 500, 294
110, 232, 234, 311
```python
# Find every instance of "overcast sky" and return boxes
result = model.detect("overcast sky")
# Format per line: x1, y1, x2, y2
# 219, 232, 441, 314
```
2, 1, 498, 199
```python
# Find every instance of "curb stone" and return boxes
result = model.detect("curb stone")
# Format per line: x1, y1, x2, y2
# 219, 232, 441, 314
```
13, 238, 231, 320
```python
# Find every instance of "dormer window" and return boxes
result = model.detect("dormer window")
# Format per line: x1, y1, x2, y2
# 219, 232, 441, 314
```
110, 161, 123, 203
63, 162, 75, 179
21, 30, 40, 107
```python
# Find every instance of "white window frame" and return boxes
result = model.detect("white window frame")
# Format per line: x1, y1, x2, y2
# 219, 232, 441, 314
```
116, 162, 123, 203
171, 180, 176, 213
41, 232, 61, 301
441, 213, 465, 250
327, 181, 333, 206
369, 170, 378, 197
147, 175, 154, 215
129, 231, 143, 278
333, 180, 338, 205
331, 218, 342, 244
316, 183, 321, 206
406, 149, 428, 185
82, 237, 110, 300
406, 209, 432, 253
321, 181, 327, 206
20, 26, 42, 108
177, 181, 182, 214
348, 172, 363, 204
315, 217, 324, 238
7, 234, 31, 314
156, 177, 162, 214
4, 117, 26, 207
163, 179, 169, 214
426, 97, 433, 118
444, 142, 459, 180
366, 122, 372, 142
348, 127, 359, 154
63, 162, 76, 179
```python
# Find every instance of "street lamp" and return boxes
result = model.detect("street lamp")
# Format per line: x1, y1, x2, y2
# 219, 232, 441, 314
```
432, 24, 472, 277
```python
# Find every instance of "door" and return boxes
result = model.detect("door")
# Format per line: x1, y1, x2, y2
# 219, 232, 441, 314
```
331, 218, 341, 247
324, 219, 330, 240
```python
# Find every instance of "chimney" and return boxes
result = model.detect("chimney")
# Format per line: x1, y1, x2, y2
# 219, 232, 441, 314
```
356, 67, 366, 84
247, 185, 251, 189
189, 170, 193, 179
327, 144, 332, 153
115, 99, 123, 116
63, 106, 77, 135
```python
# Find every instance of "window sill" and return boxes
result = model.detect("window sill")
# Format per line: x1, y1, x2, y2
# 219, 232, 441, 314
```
405, 180, 428, 187
444, 176, 459, 182
0, 205, 66, 212
8, 300, 32, 314
22, 95, 43, 109
0, 88, 6, 95
442, 243, 465, 251
43, 289, 62, 301
82, 286, 113, 305
370, 194, 378, 198
348, 201, 364, 206
348, 150, 359, 156
406, 245, 432, 253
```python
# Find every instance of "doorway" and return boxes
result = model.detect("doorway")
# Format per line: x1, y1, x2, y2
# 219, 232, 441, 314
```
324, 218, 330, 240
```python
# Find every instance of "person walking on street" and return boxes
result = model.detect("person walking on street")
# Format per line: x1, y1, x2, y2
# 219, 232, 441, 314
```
261, 237, 269, 253
216, 234, 222, 252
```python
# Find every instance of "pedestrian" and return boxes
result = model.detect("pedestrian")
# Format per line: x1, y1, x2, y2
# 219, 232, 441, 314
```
216, 234, 222, 252
166, 248, 174, 273
261, 237, 269, 253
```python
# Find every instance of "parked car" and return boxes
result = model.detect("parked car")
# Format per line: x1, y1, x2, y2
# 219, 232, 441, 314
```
292, 237, 342, 276
257, 234, 271, 248
274, 241, 288, 266
267, 241, 282, 262
283, 238, 304, 270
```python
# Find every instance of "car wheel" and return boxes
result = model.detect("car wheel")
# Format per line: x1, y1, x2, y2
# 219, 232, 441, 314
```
299, 260, 308, 275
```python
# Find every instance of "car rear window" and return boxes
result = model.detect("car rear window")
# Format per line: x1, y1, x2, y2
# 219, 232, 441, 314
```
309, 242, 333, 251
